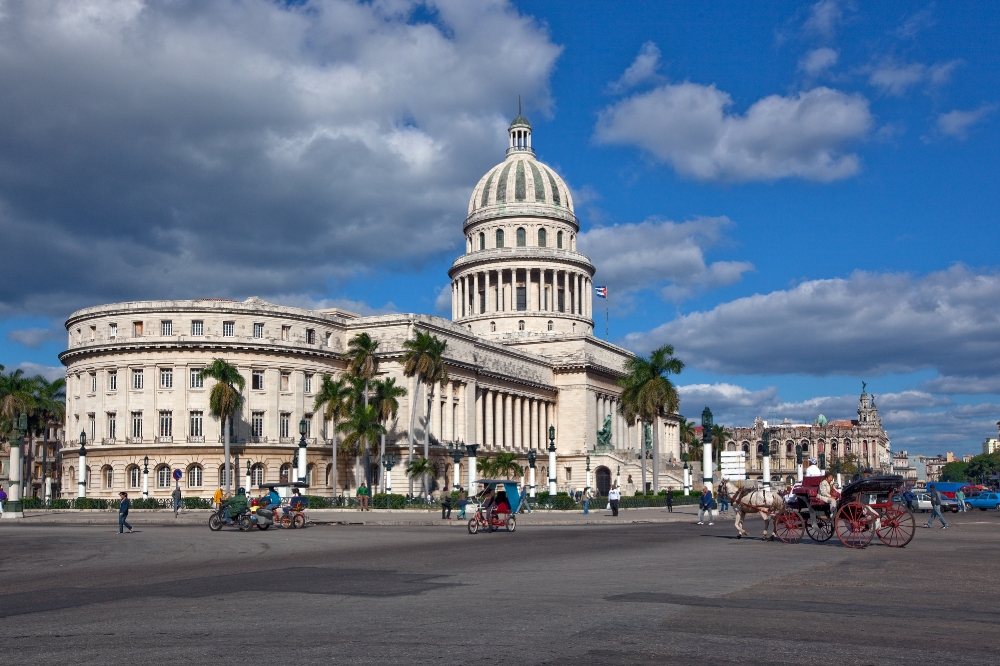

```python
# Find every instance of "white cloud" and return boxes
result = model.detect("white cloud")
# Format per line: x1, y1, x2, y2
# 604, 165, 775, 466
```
921, 375, 1000, 395
594, 84, 872, 182
799, 47, 838, 76
0, 0, 561, 318
895, 7, 936, 39
868, 59, 961, 96
264, 294, 397, 317
11, 362, 65, 382
607, 42, 665, 94
625, 265, 1000, 379
7, 327, 61, 348
935, 105, 995, 140
578, 216, 753, 303
434, 285, 452, 314
803, 0, 846, 39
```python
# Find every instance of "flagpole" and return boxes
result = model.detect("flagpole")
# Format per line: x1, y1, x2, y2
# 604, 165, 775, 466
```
605, 290, 609, 341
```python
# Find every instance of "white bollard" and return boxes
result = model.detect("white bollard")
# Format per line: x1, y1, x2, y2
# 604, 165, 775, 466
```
762, 455, 771, 488
548, 448, 557, 495
702, 442, 713, 493
78, 452, 87, 498
529, 467, 536, 498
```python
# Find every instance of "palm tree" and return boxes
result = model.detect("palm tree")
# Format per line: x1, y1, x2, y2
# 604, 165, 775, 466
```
371, 377, 406, 493
679, 419, 696, 458
711, 424, 731, 467
31, 377, 65, 500
200, 359, 245, 494
0, 368, 39, 436
617, 344, 684, 493
477, 456, 498, 479
404, 457, 436, 498
336, 404, 386, 492
492, 451, 523, 480
401, 330, 448, 495
346, 333, 380, 406
314, 375, 352, 499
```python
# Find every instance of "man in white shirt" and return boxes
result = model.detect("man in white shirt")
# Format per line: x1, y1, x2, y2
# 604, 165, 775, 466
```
608, 484, 621, 516
805, 458, 822, 477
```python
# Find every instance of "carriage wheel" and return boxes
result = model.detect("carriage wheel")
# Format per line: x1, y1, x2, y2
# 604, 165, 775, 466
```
805, 516, 834, 542
876, 504, 915, 548
467, 517, 479, 534
836, 502, 874, 549
774, 510, 804, 543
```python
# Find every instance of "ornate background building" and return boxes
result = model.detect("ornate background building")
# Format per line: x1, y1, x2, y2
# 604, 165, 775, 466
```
57, 116, 683, 501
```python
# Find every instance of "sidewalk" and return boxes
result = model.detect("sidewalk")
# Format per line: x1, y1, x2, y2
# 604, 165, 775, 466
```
3, 505, 735, 528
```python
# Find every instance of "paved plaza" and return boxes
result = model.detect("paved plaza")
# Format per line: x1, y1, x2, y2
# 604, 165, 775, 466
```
1, 509, 998, 665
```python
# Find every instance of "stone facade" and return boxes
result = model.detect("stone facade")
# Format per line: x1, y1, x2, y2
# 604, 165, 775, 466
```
55, 116, 683, 501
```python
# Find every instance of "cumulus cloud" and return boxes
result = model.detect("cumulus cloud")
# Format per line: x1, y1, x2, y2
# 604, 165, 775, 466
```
799, 47, 838, 76
594, 83, 872, 182
803, 0, 846, 39
578, 216, 753, 303
10, 362, 65, 382
434, 285, 452, 314
868, 59, 961, 96
625, 265, 1000, 379
607, 42, 665, 94
934, 105, 995, 140
8, 327, 62, 348
264, 294, 397, 317
0, 0, 561, 319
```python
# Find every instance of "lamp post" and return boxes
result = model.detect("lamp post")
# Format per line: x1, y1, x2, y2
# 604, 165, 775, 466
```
701, 406, 714, 493
465, 443, 479, 495
297, 418, 308, 486
682, 459, 690, 496
819, 452, 826, 473
527, 449, 537, 498
245, 460, 252, 493
142, 455, 149, 498
448, 442, 464, 491
77, 430, 88, 499
642, 423, 650, 495
383, 453, 396, 494
585, 454, 592, 494
762, 429, 771, 488
3, 413, 26, 518
795, 443, 803, 483
547, 425, 557, 495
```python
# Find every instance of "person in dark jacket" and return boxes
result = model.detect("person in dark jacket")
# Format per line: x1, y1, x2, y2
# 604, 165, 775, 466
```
441, 494, 453, 519
119, 492, 133, 534
698, 487, 714, 525
924, 486, 949, 529
221, 488, 249, 521
665, 490, 673, 513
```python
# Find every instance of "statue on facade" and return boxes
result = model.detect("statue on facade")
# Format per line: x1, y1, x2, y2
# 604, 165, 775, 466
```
596, 414, 613, 448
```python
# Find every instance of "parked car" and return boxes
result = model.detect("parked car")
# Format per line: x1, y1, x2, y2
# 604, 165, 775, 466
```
964, 492, 1000, 511
910, 493, 960, 513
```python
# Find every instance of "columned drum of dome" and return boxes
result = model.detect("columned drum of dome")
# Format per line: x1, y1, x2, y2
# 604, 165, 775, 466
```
450, 114, 594, 338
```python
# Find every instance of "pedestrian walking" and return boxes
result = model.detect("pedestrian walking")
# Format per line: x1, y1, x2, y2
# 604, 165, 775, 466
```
698, 487, 714, 525
212, 487, 224, 509
582, 487, 592, 514
903, 487, 915, 512
456, 489, 468, 519
665, 490, 673, 513
924, 486, 949, 529
118, 492, 133, 533
0, 486, 7, 517
441, 493, 453, 519
608, 484, 621, 516
956, 489, 966, 512
171, 486, 182, 517
718, 482, 730, 514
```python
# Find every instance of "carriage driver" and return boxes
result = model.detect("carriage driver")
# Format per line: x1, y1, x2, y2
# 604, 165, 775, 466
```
817, 472, 838, 519
805, 458, 822, 477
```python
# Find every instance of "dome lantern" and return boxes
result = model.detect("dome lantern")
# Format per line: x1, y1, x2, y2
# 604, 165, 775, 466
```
508, 97, 533, 155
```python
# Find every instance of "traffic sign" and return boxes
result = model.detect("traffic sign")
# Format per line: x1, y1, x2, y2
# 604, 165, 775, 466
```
172, 469, 182, 481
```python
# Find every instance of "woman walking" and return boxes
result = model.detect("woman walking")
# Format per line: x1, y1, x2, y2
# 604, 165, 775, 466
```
118, 492, 133, 534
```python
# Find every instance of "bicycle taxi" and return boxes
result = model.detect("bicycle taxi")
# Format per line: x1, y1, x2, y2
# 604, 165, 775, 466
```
467, 479, 521, 534
255, 481, 309, 529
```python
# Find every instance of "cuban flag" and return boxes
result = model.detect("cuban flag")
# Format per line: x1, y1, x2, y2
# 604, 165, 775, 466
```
595, 285, 607, 299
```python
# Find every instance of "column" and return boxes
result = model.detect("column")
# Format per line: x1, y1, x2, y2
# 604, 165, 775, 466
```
577, 274, 583, 316
513, 396, 521, 449
443, 381, 453, 441
484, 390, 494, 449
528, 399, 536, 449
451, 282, 457, 319
475, 388, 484, 445
506, 270, 514, 312
494, 392, 503, 450
503, 393, 513, 450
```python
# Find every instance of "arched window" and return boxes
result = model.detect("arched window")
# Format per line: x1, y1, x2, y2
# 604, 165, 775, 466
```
188, 464, 203, 488
516, 228, 526, 246
156, 465, 171, 488
801, 441, 809, 453
251, 464, 265, 487
757, 443, 764, 454
518, 320, 525, 331
495, 229, 504, 248
557, 231, 563, 248
538, 228, 547, 247
746, 443, 752, 454
479, 232, 485, 250
307, 464, 315, 487
547, 320, 553, 331
786, 442, 793, 454
844, 439, 852, 453
830, 439, 838, 452
279, 463, 292, 482
218, 465, 231, 488
490, 321, 496, 332
103, 465, 114, 489
128, 465, 140, 489
326, 463, 333, 486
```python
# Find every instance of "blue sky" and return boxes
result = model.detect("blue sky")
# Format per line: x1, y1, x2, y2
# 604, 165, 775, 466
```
1, 1, 997, 455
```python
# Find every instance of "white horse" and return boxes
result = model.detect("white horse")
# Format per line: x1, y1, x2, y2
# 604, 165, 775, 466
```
726, 480, 787, 540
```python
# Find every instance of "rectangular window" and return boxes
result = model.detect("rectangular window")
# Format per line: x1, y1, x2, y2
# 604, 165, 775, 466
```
325, 332, 332, 346
131, 412, 143, 440
304, 374, 312, 393
280, 372, 290, 392
109, 323, 117, 338
90, 326, 96, 340
253, 322, 264, 338
516, 286, 527, 311
306, 329, 315, 344
252, 411, 265, 438
88, 414, 95, 442
303, 415, 312, 437
161, 320, 172, 336
159, 411, 173, 437
107, 413, 116, 440
89, 373, 97, 393
160, 368, 173, 389
133, 321, 143, 337
190, 369, 203, 388
105, 467, 113, 489
222, 321, 235, 337
252, 370, 265, 391
281, 325, 290, 341
558, 289, 565, 313
565, 466, 572, 481
280, 413, 290, 439
189, 411, 203, 437
108, 371, 117, 391
191, 320, 203, 336
132, 369, 143, 390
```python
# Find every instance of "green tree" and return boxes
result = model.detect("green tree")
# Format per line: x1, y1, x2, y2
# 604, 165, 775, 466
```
618, 345, 683, 492
491, 451, 523, 480
346, 333, 381, 493
200, 359, 245, 493
314, 375, 352, 498
401, 330, 449, 494
966, 453, 1000, 483
0, 368, 39, 438
939, 461, 969, 482
370, 376, 406, 493
404, 457, 436, 498
711, 424, 731, 466
30, 376, 65, 496
336, 404, 386, 466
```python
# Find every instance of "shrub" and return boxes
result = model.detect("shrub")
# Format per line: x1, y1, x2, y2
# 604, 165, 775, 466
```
182, 497, 211, 509
49, 499, 71, 509
71, 497, 108, 509
371, 493, 408, 509
303, 495, 332, 509
20, 497, 44, 509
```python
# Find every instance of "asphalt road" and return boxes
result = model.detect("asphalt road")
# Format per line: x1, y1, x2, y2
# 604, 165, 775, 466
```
1, 509, 998, 666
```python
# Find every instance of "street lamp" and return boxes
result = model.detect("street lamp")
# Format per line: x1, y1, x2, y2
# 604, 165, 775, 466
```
142, 455, 150, 498
585, 454, 591, 494
245, 459, 253, 492
762, 429, 771, 488
77, 430, 88, 499
527, 449, 537, 498
701, 406, 714, 492
448, 441, 464, 490
465, 443, 479, 495
382, 453, 396, 494
795, 443, 803, 483
3, 413, 27, 518
547, 425, 557, 495
297, 418, 308, 486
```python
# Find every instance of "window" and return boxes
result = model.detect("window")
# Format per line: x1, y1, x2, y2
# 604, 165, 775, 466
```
188, 465, 203, 488
252, 411, 264, 438
222, 321, 235, 337
303, 415, 312, 437
280, 413, 291, 439
557, 231, 563, 249
129, 465, 140, 489
219, 466, 231, 488
786, 443, 793, 454
88, 414, 95, 441
190, 411, 203, 437
253, 322, 264, 338
161, 320, 172, 336
157, 466, 171, 488
131, 412, 143, 440
516, 227, 526, 246
306, 329, 316, 344
89, 373, 97, 393
558, 289, 565, 312
538, 228, 546, 247
109, 323, 117, 338
133, 321, 143, 336
251, 464, 265, 487
304, 374, 313, 393
490, 321, 496, 332
132, 369, 143, 390
105, 466, 113, 489
90, 326, 96, 340
518, 320, 525, 331
107, 413, 116, 440
281, 325, 290, 341
190, 369, 203, 388
479, 232, 485, 250
159, 411, 172, 438
252, 370, 265, 391
280, 372, 290, 391
517, 285, 526, 311
496, 229, 504, 248
325, 332, 332, 347
160, 368, 173, 389
547, 320, 553, 331
191, 320, 204, 336
279, 463, 292, 482
565, 467, 572, 481
108, 370, 117, 391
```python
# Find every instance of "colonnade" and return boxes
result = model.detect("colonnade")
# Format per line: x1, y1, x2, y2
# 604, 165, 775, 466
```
428, 380, 467, 443
452, 268, 591, 319
595, 392, 637, 451
475, 387, 555, 452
